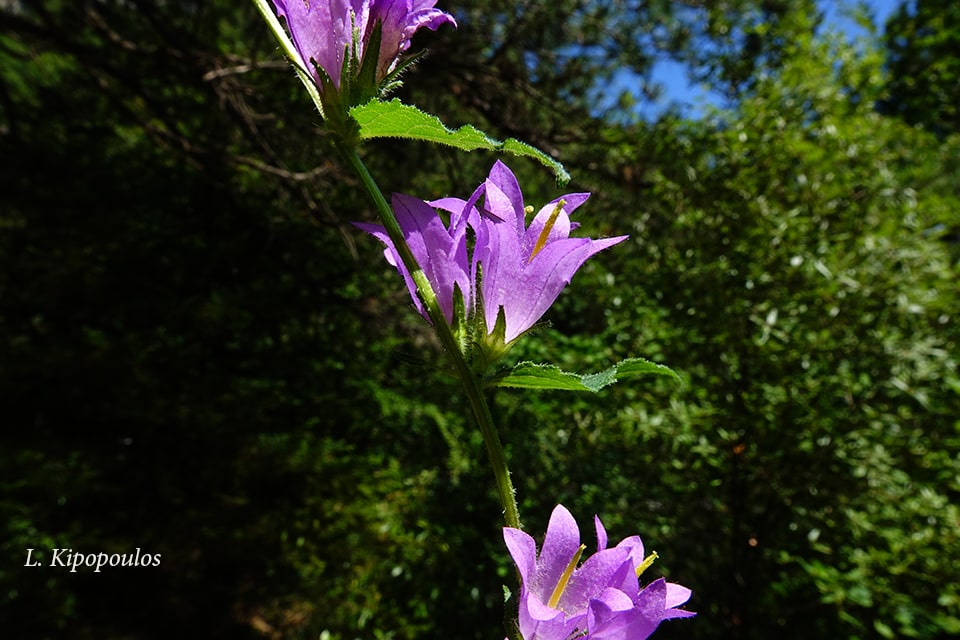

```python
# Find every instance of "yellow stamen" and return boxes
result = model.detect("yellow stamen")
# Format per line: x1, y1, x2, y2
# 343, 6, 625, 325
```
547, 543, 586, 609
529, 199, 566, 262
635, 551, 659, 577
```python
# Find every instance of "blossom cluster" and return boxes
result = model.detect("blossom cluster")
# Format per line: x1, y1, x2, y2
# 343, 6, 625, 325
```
356, 161, 627, 362
264, 5, 694, 640
504, 505, 694, 640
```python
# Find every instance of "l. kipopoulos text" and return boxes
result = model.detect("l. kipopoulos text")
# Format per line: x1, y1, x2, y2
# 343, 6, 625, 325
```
24, 548, 161, 572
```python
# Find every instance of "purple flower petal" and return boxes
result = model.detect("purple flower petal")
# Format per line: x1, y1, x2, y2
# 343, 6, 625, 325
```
606, 552, 641, 597
614, 535, 646, 571
493, 235, 627, 343
532, 505, 583, 601
595, 586, 636, 613
635, 578, 696, 620
664, 583, 696, 618
595, 515, 608, 553
588, 584, 662, 640
485, 160, 527, 234
354, 192, 470, 324
518, 588, 581, 640
560, 547, 632, 613
504, 528, 538, 586
633, 578, 667, 617
370, 0, 457, 78
428, 196, 479, 238
272, 0, 352, 87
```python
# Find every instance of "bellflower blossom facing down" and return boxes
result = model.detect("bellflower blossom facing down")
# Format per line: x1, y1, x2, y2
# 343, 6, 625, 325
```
271, 0, 456, 91
504, 505, 694, 640
475, 161, 628, 346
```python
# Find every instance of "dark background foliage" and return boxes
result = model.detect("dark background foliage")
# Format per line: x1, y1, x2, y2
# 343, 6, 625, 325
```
2, 1, 958, 639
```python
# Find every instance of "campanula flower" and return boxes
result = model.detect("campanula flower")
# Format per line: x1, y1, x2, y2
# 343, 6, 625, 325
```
503, 505, 694, 640
270, 0, 456, 93
474, 161, 628, 347
356, 161, 626, 366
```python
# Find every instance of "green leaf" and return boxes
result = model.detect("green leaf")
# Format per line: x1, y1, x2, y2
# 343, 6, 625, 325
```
487, 358, 680, 392
350, 99, 570, 185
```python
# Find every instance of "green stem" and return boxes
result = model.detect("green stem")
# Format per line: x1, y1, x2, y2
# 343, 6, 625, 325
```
343, 147, 522, 531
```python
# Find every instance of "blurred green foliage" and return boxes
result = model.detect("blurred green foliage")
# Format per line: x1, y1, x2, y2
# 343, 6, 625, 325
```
1, 1, 957, 639
882, 0, 960, 136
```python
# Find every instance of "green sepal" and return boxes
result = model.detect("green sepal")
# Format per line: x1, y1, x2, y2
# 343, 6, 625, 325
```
309, 55, 359, 146
351, 21, 382, 106
471, 306, 512, 376
349, 99, 571, 186
486, 358, 681, 392
449, 281, 469, 356
380, 49, 426, 95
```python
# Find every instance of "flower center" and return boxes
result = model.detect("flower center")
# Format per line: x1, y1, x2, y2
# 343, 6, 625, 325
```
547, 543, 586, 609
529, 199, 566, 262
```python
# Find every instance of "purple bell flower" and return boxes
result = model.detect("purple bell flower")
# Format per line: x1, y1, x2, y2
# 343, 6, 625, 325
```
504, 505, 694, 640
271, 0, 456, 91
474, 161, 627, 345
